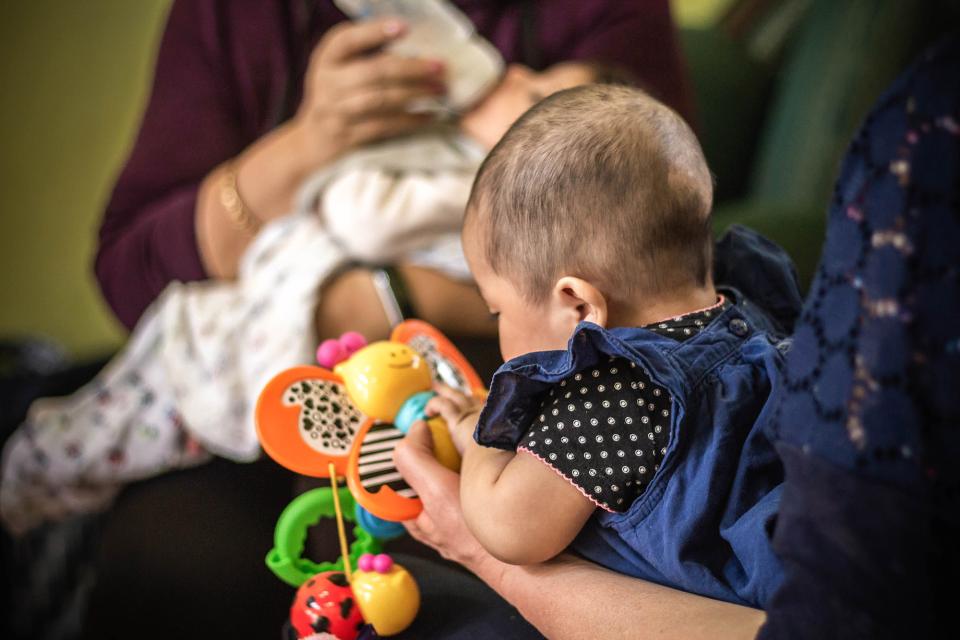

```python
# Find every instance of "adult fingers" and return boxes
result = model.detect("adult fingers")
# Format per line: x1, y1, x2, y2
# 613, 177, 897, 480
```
396, 425, 435, 542
339, 83, 444, 120
403, 517, 425, 542
395, 423, 456, 549
403, 512, 442, 549
394, 421, 460, 503
340, 54, 445, 91
394, 420, 435, 474
315, 18, 406, 65
346, 112, 432, 147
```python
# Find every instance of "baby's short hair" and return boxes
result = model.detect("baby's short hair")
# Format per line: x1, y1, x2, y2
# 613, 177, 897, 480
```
466, 84, 714, 306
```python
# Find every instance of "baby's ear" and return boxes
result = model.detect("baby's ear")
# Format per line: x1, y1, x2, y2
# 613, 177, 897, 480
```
553, 276, 608, 327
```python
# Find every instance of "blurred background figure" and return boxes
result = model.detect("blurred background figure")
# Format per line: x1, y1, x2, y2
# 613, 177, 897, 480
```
760, 34, 960, 639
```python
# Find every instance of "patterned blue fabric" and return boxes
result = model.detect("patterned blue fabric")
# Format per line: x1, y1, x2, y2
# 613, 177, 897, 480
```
760, 36, 960, 638
475, 227, 800, 607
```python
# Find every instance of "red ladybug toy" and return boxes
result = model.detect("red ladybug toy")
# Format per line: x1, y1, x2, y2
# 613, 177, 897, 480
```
290, 570, 364, 639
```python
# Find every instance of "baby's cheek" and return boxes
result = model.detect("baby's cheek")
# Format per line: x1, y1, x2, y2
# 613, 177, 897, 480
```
498, 330, 520, 362
500, 317, 535, 361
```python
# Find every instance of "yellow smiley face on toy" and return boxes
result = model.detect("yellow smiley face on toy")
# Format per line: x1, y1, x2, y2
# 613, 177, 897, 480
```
352, 553, 420, 636
334, 342, 433, 421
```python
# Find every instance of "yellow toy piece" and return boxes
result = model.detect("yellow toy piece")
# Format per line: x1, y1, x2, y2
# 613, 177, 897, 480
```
426, 415, 460, 471
353, 554, 420, 636
334, 343, 433, 420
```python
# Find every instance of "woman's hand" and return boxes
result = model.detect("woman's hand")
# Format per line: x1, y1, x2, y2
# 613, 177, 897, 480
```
196, 21, 448, 281
393, 421, 497, 574
293, 18, 447, 166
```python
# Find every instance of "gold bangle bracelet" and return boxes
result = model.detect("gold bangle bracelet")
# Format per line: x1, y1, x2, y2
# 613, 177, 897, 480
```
219, 161, 260, 233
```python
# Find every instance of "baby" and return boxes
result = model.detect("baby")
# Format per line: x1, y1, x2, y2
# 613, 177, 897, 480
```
428, 85, 788, 607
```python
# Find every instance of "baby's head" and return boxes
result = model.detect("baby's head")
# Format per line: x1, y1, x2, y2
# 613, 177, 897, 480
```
463, 84, 714, 361
460, 61, 624, 149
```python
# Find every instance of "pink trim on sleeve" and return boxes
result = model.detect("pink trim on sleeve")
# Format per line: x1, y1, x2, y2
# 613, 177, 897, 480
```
517, 446, 617, 513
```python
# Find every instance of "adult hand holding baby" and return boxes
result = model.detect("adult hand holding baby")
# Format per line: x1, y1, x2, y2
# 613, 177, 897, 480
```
292, 17, 447, 166
393, 420, 491, 572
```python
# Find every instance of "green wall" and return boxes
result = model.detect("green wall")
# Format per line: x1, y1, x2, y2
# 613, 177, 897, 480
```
0, 0, 171, 358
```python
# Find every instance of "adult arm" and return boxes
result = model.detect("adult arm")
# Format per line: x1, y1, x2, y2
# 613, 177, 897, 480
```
196, 20, 445, 278
758, 37, 960, 637
394, 421, 765, 640
96, 0, 242, 328
97, 2, 443, 328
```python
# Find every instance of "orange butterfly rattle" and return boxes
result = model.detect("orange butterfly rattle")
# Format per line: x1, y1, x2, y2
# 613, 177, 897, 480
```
255, 320, 484, 524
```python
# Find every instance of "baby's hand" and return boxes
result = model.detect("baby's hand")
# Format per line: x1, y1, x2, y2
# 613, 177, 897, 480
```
425, 384, 484, 455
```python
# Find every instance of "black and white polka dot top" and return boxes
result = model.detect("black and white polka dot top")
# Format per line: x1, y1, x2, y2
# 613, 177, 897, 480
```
517, 297, 731, 512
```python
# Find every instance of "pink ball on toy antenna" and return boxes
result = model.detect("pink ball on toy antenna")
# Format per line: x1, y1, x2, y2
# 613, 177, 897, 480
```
339, 331, 367, 355
317, 339, 345, 368
372, 554, 394, 573
358, 553, 376, 572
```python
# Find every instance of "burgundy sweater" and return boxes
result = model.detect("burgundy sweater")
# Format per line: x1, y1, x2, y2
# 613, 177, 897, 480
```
97, 0, 693, 329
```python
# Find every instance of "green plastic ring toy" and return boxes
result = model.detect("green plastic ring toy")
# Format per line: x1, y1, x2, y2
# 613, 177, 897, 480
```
266, 487, 382, 587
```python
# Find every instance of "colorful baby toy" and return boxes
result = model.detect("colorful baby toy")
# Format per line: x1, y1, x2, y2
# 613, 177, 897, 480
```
256, 320, 484, 637
256, 320, 484, 525
289, 552, 420, 639
282, 466, 421, 639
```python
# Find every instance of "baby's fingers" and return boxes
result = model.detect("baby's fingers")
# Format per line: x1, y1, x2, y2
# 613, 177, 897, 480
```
432, 383, 474, 411
425, 394, 461, 425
